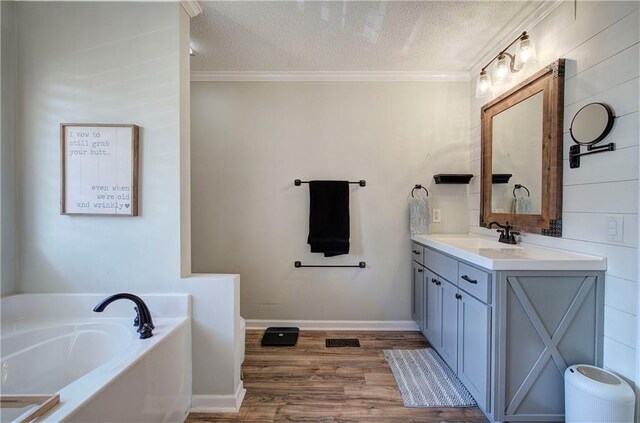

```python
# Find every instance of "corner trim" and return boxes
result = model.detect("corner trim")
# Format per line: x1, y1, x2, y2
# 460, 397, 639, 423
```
245, 319, 419, 331
180, 0, 202, 18
191, 382, 246, 413
190, 71, 470, 82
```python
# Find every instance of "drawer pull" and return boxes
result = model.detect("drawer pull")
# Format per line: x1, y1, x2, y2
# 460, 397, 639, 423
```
412, 250, 421, 255
461, 275, 478, 284
417, 268, 423, 273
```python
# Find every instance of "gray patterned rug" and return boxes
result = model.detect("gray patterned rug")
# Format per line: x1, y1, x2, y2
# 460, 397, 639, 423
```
383, 348, 476, 408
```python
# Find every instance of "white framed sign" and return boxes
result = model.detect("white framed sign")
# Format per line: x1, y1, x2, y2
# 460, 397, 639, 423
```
61, 124, 139, 216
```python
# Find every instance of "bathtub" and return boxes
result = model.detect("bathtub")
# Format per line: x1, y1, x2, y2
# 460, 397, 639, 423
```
0, 294, 191, 423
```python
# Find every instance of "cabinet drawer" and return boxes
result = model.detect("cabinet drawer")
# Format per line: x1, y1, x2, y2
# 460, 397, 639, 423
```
424, 248, 458, 283
458, 262, 491, 304
411, 242, 425, 266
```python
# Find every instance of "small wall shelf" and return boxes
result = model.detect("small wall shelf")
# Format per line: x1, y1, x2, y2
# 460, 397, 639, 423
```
433, 174, 474, 184
492, 174, 512, 184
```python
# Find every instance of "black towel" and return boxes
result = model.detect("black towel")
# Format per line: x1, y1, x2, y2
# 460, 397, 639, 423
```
307, 181, 350, 257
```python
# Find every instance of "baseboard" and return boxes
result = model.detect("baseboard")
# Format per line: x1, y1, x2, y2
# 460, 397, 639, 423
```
191, 382, 246, 413
245, 319, 419, 331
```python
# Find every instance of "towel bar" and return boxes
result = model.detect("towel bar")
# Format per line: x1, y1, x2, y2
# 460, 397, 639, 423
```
294, 261, 366, 268
513, 184, 530, 197
294, 179, 366, 187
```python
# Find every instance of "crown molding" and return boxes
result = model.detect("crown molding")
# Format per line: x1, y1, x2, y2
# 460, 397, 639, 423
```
191, 71, 470, 82
468, 0, 565, 74
180, 0, 202, 18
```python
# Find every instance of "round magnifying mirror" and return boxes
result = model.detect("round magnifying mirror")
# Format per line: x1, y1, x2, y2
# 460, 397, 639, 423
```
570, 102, 614, 145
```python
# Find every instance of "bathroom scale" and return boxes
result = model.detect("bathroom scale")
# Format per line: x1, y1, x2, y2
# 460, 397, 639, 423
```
261, 327, 299, 346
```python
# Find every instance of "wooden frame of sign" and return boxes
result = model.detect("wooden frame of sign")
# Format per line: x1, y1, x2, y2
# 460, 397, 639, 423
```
61, 124, 139, 216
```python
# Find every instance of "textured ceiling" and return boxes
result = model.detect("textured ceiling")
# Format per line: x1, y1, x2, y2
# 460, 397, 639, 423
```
190, 1, 545, 72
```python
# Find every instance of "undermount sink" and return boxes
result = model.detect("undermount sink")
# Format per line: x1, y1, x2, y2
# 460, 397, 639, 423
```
434, 237, 521, 250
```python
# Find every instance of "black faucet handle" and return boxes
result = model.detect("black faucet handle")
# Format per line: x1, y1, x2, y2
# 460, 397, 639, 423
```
133, 307, 140, 327
139, 323, 153, 339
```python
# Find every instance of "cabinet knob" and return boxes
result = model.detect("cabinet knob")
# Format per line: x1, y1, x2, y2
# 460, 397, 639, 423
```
412, 250, 421, 255
455, 293, 462, 300
431, 278, 438, 284
417, 268, 423, 273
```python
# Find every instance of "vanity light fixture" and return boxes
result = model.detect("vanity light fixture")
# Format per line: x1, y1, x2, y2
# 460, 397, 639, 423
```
475, 31, 537, 98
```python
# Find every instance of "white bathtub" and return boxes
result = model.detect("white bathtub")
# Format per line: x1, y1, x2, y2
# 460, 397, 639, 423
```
0, 294, 192, 423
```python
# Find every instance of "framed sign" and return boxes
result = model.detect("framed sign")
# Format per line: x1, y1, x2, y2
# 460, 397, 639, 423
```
61, 124, 139, 216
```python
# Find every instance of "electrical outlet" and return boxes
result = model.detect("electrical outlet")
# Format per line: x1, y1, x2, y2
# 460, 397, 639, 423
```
432, 209, 441, 223
605, 215, 623, 243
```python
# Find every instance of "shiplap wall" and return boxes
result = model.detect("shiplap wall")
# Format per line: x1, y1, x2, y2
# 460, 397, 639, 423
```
468, 1, 639, 384
0, 1, 18, 297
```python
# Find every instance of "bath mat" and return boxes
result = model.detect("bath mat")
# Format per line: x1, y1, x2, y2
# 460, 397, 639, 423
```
325, 338, 360, 347
383, 348, 476, 408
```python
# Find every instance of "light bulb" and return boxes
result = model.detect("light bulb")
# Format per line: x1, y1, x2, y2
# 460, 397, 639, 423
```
515, 34, 537, 70
492, 54, 512, 85
475, 71, 492, 98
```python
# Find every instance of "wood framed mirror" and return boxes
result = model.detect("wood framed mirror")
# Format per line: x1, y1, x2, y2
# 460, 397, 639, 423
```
480, 59, 565, 236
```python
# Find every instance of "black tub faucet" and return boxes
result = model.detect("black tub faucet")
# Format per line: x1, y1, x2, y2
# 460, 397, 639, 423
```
93, 293, 155, 339
488, 221, 520, 245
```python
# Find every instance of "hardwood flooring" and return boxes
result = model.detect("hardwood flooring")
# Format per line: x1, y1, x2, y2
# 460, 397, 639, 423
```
187, 330, 488, 422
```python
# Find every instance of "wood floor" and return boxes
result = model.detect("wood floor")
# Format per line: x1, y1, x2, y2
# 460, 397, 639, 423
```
187, 330, 488, 422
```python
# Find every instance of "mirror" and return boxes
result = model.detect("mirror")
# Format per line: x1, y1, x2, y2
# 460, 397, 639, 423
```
570, 103, 614, 145
491, 91, 543, 215
481, 59, 565, 236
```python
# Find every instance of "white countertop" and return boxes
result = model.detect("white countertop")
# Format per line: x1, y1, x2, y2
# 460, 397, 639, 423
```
411, 233, 606, 271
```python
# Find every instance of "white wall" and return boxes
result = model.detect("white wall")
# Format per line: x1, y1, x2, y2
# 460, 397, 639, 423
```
12, 1, 241, 403
468, 0, 639, 387
191, 81, 470, 321
1, 0, 18, 297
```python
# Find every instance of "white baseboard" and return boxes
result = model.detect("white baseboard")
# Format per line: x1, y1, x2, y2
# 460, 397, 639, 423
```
245, 319, 419, 331
191, 382, 246, 413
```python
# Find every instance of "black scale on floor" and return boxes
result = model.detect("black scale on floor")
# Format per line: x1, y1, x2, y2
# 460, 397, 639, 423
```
261, 327, 299, 346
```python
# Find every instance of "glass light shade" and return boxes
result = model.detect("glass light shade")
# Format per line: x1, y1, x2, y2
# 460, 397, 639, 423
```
515, 36, 537, 69
492, 54, 512, 85
475, 71, 492, 98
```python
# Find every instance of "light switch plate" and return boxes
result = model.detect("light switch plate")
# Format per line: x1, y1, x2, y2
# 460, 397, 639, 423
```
605, 215, 623, 242
433, 209, 441, 223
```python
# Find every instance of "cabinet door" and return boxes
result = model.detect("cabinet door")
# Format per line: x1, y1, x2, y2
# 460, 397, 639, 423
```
457, 292, 491, 412
439, 279, 458, 372
411, 261, 425, 331
424, 271, 441, 348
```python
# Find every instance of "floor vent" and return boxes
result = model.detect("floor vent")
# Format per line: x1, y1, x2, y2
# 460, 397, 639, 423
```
326, 338, 360, 348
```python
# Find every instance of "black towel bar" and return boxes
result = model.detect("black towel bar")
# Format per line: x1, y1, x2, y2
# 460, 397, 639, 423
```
294, 261, 366, 268
295, 179, 366, 187
513, 184, 531, 197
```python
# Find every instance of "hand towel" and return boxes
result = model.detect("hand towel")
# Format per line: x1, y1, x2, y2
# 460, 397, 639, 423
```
512, 196, 532, 214
410, 197, 431, 235
307, 181, 350, 257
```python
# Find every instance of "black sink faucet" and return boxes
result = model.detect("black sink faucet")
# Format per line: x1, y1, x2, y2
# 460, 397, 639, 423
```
93, 293, 155, 339
488, 221, 520, 245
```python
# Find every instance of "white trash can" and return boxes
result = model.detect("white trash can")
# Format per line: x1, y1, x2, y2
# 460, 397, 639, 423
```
565, 364, 635, 423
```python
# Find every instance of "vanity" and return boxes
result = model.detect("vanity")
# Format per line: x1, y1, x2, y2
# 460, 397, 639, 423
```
410, 234, 605, 422
409, 59, 609, 422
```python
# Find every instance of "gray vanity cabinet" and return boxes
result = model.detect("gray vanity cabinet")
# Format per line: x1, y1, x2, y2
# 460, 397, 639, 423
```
439, 279, 459, 372
457, 289, 491, 412
410, 241, 604, 423
424, 271, 441, 347
411, 261, 426, 331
